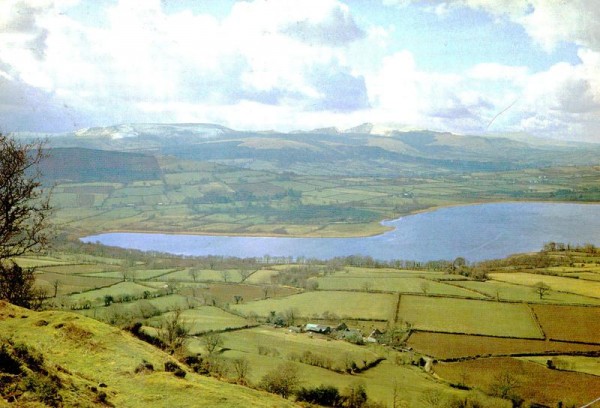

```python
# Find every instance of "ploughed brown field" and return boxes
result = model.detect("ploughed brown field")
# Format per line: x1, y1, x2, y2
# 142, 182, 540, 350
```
433, 357, 600, 407
407, 331, 600, 360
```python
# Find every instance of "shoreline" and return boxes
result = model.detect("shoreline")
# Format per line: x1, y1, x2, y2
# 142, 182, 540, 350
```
76, 199, 600, 240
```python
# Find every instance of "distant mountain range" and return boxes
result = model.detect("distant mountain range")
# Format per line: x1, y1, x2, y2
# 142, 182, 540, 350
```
22, 123, 600, 179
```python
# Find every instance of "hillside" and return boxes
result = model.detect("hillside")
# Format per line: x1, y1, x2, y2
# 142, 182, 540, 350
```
39, 148, 161, 184
33, 123, 600, 177
0, 301, 295, 407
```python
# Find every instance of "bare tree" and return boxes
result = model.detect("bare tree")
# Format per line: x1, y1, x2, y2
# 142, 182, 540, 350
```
231, 357, 250, 385
239, 269, 252, 282
534, 281, 551, 299
284, 308, 299, 326
261, 284, 270, 299
420, 281, 430, 295
489, 370, 521, 403
189, 268, 199, 282
202, 332, 224, 355
0, 135, 52, 262
52, 279, 60, 297
362, 281, 373, 292
0, 135, 52, 308
159, 309, 189, 352
220, 270, 230, 283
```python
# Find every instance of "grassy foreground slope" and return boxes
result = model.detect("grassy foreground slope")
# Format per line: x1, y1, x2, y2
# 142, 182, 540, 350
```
0, 301, 295, 408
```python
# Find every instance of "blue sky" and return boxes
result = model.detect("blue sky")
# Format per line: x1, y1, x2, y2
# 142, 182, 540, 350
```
1, 0, 599, 141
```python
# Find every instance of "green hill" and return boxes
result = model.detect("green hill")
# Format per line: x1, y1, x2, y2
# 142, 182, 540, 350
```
0, 301, 295, 407
40, 148, 162, 184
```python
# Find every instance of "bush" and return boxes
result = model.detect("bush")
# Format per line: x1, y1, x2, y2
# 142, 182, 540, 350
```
13, 342, 44, 372
134, 360, 154, 373
0, 343, 22, 374
164, 361, 184, 374
259, 362, 299, 399
296, 385, 342, 406
342, 382, 368, 408
24, 376, 62, 407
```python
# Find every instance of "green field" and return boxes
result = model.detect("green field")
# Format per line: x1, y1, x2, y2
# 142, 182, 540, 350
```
397, 295, 544, 338
489, 272, 600, 299
232, 291, 396, 321
451, 279, 600, 305
185, 326, 467, 407
315, 276, 485, 297
148, 307, 250, 334
69, 282, 160, 304
214, 326, 380, 370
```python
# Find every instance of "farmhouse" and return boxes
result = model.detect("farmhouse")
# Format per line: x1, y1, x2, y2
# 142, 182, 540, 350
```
335, 328, 363, 341
366, 328, 384, 343
304, 323, 331, 334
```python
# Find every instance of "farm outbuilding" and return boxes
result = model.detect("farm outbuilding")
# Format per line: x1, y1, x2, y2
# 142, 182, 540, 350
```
304, 323, 332, 334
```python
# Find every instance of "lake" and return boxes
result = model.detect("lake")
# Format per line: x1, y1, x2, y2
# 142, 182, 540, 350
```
80, 202, 600, 262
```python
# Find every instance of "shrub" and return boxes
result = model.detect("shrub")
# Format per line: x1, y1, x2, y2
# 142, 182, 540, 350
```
296, 385, 342, 406
134, 360, 154, 373
259, 362, 299, 399
13, 342, 44, 372
24, 376, 62, 407
164, 361, 182, 373
0, 343, 22, 374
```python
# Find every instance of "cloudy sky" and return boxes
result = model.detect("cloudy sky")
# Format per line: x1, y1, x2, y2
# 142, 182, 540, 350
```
1, 0, 599, 141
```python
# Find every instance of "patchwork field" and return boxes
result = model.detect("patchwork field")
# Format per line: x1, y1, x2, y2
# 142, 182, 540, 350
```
433, 357, 600, 407
243, 268, 280, 284
232, 291, 396, 320
184, 327, 468, 407
178, 283, 300, 304
532, 304, 600, 343
397, 295, 543, 338
407, 331, 600, 359
450, 279, 600, 305
35, 271, 120, 296
147, 306, 250, 334
314, 276, 485, 297
489, 272, 600, 299
69, 282, 160, 304
521, 356, 600, 376
159, 268, 247, 283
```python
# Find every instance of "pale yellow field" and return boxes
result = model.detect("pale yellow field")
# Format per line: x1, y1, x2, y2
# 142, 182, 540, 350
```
489, 272, 600, 298
232, 291, 396, 320
397, 295, 543, 338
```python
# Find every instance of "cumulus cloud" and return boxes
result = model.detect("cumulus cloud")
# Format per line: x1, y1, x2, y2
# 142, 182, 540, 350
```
1, 0, 599, 141
0, 0, 369, 131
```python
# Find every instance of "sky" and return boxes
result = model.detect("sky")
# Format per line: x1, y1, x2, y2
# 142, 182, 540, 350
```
1, 0, 599, 142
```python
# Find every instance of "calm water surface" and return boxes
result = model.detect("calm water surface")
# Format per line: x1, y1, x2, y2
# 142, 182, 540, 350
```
80, 203, 600, 262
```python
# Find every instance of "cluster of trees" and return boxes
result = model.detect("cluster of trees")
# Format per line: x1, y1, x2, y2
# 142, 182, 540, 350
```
542, 241, 598, 254
260, 362, 385, 407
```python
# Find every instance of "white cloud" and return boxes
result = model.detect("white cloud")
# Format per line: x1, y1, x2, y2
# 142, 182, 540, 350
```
0, 0, 371, 131
1, 0, 599, 141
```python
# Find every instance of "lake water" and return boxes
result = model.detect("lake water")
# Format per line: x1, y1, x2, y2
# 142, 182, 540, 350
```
80, 202, 600, 262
